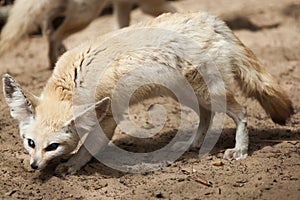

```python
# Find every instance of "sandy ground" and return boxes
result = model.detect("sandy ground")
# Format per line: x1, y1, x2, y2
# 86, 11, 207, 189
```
0, 0, 300, 199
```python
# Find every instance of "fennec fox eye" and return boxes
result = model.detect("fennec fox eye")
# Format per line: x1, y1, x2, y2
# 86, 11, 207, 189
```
28, 139, 35, 148
45, 143, 60, 151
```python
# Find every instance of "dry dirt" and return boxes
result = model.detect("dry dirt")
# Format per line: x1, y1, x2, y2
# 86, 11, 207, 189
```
0, 0, 300, 199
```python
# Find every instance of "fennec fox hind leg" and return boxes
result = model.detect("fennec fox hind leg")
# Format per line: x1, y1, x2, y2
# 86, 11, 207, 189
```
191, 92, 248, 160
191, 90, 249, 160
223, 94, 249, 160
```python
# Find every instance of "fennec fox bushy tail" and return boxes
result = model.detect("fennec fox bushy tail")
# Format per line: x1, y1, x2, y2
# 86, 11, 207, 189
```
0, 0, 176, 68
3, 12, 293, 176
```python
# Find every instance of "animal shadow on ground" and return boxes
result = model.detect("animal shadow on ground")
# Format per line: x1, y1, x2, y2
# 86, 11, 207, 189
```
37, 123, 299, 181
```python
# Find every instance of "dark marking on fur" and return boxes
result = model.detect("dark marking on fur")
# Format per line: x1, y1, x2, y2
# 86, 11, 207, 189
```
93, 47, 107, 57
73, 47, 106, 89
3, 75, 16, 99
214, 29, 222, 34
74, 67, 78, 88
84, 56, 95, 67
79, 56, 85, 69
23, 93, 34, 115
52, 16, 65, 31
4, 83, 14, 99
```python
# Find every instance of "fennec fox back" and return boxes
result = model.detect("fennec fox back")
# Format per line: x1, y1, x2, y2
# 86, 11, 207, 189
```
3, 12, 293, 176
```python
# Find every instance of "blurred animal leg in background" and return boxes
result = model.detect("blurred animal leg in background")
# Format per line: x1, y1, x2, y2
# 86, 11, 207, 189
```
113, 1, 133, 29
139, 0, 177, 17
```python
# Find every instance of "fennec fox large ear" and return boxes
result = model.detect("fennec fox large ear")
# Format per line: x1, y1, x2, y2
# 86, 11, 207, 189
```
2, 74, 40, 128
65, 97, 111, 134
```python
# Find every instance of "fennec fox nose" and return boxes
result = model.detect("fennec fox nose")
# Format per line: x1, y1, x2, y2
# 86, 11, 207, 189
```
30, 163, 38, 170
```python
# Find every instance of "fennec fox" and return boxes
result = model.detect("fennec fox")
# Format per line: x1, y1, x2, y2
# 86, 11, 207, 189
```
0, 0, 176, 67
3, 12, 293, 176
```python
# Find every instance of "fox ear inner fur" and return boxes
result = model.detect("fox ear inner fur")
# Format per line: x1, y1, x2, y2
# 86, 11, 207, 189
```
2, 74, 39, 124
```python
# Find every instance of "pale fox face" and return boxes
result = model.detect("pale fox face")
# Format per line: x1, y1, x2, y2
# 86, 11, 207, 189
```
21, 122, 79, 170
2, 74, 110, 170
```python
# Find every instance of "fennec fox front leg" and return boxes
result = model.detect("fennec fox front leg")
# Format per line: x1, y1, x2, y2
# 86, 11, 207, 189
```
55, 116, 117, 176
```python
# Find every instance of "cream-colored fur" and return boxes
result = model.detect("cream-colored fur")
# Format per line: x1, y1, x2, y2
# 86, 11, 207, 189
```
0, 0, 176, 67
3, 12, 293, 176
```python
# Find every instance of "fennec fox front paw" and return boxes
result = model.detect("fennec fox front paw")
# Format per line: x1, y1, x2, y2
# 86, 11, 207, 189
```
223, 148, 248, 160
55, 160, 82, 176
